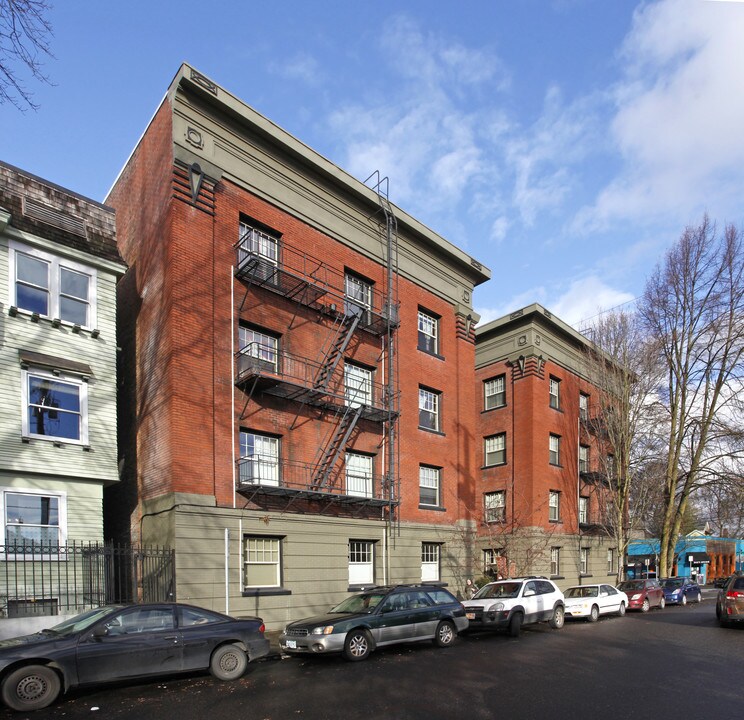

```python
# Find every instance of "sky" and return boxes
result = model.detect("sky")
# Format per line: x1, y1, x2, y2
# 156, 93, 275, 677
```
3, 0, 744, 329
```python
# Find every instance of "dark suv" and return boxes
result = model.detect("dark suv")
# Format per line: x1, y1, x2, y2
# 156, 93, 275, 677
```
279, 584, 468, 661
716, 573, 744, 627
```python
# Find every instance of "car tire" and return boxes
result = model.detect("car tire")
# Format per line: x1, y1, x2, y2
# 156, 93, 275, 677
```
618, 602, 626, 617
433, 620, 456, 647
343, 629, 372, 661
549, 605, 565, 629
509, 612, 523, 638
696, 592, 702, 603
681, 595, 687, 606
641, 598, 650, 612
659, 597, 665, 610
588, 605, 599, 623
1, 664, 61, 712
210, 644, 248, 681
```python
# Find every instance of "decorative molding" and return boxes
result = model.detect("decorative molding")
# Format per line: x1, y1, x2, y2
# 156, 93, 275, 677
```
462, 290, 470, 303
510, 309, 524, 319
190, 69, 218, 95
185, 127, 204, 149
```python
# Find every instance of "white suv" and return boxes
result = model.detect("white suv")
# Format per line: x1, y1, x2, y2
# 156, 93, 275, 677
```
462, 577, 565, 637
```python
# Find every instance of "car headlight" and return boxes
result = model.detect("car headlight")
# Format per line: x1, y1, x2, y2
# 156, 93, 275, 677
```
631, 593, 642, 600
487, 602, 505, 612
311, 625, 335, 635
671, 590, 680, 596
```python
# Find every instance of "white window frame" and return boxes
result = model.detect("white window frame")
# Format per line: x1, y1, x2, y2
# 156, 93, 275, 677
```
9, 241, 97, 329
417, 310, 439, 354
419, 465, 440, 507
579, 496, 588, 525
484, 375, 506, 410
550, 546, 561, 576
579, 393, 589, 420
608, 548, 616, 574
549, 434, 561, 466
348, 540, 374, 585
483, 548, 504, 575
579, 445, 589, 473
484, 433, 506, 466
549, 376, 561, 409
238, 326, 278, 371
1, 488, 68, 556
21, 368, 89, 445
239, 432, 279, 486
243, 536, 281, 589
344, 363, 373, 408
419, 387, 440, 431
484, 491, 506, 523
421, 542, 440, 582
344, 273, 373, 320
549, 490, 560, 522
580, 547, 589, 575
238, 221, 279, 266
345, 452, 373, 498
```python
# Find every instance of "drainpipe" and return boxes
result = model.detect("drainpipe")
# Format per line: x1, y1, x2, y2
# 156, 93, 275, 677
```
225, 528, 230, 615
231, 267, 237, 510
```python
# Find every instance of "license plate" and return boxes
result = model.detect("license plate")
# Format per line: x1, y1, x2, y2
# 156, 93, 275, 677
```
466, 612, 475, 620
286, 639, 297, 649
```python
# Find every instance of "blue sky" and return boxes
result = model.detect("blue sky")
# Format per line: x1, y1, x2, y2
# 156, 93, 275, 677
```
3, 0, 744, 328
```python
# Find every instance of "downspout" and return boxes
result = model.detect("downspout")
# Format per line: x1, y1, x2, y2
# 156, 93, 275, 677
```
231, 267, 236, 509
224, 527, 230, 615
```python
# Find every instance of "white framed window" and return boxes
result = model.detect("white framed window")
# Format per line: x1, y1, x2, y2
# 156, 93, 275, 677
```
344, 363, 373, 408
348, 540, 374, 585
483, 548, 504, 575
549, 377, 561, 409
1, 488, 67, 551
607, 548, 616, 574
484, 375, 506, 410
421, 542, 440, 582
579, 445, 589, 473
484, 491, 506, 523
238, 220, 279, 281
484, 433, 506, 466
419, 465, 440, 506
419, 387, 440, 431
550, 546, 561, 576
9, 242, 97, 328
549, 434, 561, 466
579, 393, 589, 421
549, 490, 560, 522
345, 452, 373, 498
239, 432, 279, 486
579, 496, 588, 525
238, 326, 278, 371
344, 272, 373, 320
22, 368, 88, 444
243, 536, 281, 588
417, 310, 439, 354
580, 547, 589, 575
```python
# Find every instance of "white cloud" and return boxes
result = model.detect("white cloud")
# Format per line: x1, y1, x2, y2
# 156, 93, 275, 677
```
269, 53, 321, 85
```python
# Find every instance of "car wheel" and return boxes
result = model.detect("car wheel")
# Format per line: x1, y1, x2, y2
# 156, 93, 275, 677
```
659, 597, 665, 610
696, 592, 702, 603
210, 644, 248, 681
433, 620, 456, 647
641, 598, 650, 612
716, 604, 721, 619
509, 612, 523, 638
343, 629, 372, 661
681, 594, 687, 606
1, 664, 61, 712
618, 602, 626, 617
588, 605, 599, 623
549, 605, 565, 629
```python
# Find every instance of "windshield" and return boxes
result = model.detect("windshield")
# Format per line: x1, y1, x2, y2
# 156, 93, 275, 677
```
473, 582, 521, 600
330, 593, 386, 614
663, 578, 684, 588
45, 606, 124, 636
565, 586, 598, 598
618, 581, 644, 591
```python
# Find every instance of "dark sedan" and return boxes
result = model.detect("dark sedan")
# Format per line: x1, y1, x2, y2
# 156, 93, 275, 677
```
716, 573, 744, 627
0, 603, 270, 712
661, 577, 702, 605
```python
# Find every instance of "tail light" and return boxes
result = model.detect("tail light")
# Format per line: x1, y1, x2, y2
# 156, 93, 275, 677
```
259, 623, 266, 633
726, 590, 744, 599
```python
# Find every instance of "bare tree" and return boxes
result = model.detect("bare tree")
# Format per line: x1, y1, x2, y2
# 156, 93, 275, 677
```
695, 468, 744, 537
640, 216, 744, 577
0, 0, 53, 110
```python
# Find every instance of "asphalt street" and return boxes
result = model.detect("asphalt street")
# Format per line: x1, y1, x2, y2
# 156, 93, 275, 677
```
3, 589, 740, 720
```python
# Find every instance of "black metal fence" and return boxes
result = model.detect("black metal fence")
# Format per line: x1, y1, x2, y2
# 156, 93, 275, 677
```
0, 543, 175, 619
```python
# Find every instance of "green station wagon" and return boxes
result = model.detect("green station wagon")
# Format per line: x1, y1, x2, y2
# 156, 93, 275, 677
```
279, 584, 468, 661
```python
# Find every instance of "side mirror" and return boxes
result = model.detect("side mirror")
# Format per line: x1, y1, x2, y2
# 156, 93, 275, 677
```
523, 589, 536, 597
92, 626, 108, 639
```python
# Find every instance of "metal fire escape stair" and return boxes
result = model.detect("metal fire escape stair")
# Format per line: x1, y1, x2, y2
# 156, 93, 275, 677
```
312, 404, 363, 489
313, 312, 361, 392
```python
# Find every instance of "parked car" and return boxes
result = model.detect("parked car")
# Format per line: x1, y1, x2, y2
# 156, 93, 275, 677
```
713, 576, 731, 589
716, 573, 744, 627
563, 584, 628, 622
617, 578, 665, 612
461, 577, 565, 637
661, 577, 702, 605
280, 584, 468, 662
0, 603, 270, 712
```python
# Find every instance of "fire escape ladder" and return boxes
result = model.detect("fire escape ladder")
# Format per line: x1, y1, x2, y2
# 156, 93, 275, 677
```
313, 312, 360, 392
312, 405, 363, 489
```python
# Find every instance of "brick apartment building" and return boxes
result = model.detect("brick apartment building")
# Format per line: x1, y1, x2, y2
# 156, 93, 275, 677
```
106, 65, 490, 628
474, 305, 618, 586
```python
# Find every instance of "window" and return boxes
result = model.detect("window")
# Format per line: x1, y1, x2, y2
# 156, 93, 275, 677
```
580, 547, 589, 575
243, 536, 281, 588
348, 540, 374, 585
344, 363, 373, 408
579, 445, 589, 473
417, 309, 439, 354
104, 607, 176, 635
345, 452, 373, 498
550, 547, 561, 576
238, 220, 278, 281
419, 387, 441, 431
607, 548, 616, 574
549, 491, 561, 522
484, 491, 506, 523
22, 369, 88, 444
239, 432, 279, 486
419, 465, 441, 506
549, 434, 561, 466
238, 326, 278, 371
10, 242, 96, 328
421, 543, 440, 582
549, 377, 561, 409
483, 548, 504, 576
345, 272, 373, 321
579, 393, 589, 421
579, 496, 588, 525
3, 490, 66, 549
484, 433, 506, 466
484, 375, 506, 410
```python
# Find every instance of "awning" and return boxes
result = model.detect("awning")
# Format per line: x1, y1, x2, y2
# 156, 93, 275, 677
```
19, 350, 93, 378
682, 552, 710, 564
